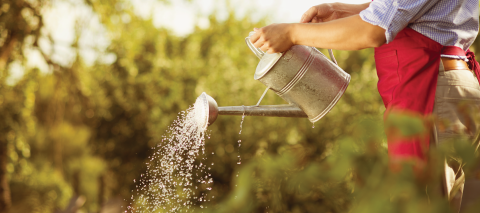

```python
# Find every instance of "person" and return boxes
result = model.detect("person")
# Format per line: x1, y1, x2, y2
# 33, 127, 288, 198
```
249, 1, 480, 212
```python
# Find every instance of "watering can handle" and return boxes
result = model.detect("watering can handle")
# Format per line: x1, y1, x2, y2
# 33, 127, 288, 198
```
327, 49, 338, 65
245, 34, 265, 59
246, 32, 338, 65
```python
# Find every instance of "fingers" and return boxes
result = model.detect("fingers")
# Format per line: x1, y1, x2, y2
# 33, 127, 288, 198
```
300, 4, 336, 23
249, 29, 260, 45
265, 48, 277, 54
255, 39, 279, 54
248, 25, 289, 54
250, 28, 268, 51
259, 42, 270, 53
250, 31, 270, 53
300, 6, 318, 23
253, 36, 266, 50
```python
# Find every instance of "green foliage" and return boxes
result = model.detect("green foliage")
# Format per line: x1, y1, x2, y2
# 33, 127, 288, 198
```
10, 161, 73, 213
0, 0, 479, 213
386, 113, 426, 136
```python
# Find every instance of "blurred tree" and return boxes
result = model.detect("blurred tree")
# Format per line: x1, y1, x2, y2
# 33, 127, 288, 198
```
0, 0, 479, 212
0, 0, 45, 211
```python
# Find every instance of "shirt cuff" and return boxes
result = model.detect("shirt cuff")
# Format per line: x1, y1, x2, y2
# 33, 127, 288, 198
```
359, 1, 401, 43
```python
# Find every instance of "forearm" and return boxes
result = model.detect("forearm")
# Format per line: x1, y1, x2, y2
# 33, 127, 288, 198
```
291, 15, 386, 50
330, 2, 371, 19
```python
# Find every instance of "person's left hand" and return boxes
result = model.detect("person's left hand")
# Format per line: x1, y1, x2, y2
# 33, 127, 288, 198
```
249, 23, 295, 54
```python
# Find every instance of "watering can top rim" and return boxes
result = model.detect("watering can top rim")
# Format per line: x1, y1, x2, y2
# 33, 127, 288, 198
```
245, 32, 283, 80
254, 53, 283, 80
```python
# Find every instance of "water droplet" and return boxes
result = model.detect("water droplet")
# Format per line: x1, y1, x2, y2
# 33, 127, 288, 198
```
239, 112, 246, 134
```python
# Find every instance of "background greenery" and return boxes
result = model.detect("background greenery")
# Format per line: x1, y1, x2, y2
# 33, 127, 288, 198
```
0, 0, 479, 212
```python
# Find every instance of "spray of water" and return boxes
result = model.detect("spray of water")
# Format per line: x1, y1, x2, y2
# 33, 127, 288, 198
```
127, 107, 211, 212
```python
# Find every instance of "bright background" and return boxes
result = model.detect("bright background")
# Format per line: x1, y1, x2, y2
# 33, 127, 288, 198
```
3, 1, 479, 213
20, 0, 370, 82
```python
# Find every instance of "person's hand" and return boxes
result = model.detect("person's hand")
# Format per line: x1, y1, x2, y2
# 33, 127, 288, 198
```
300, 3, 338, 23
249, 23, 295, 54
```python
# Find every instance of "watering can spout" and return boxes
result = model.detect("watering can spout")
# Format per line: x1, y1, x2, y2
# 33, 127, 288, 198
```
194, 93, 307, 130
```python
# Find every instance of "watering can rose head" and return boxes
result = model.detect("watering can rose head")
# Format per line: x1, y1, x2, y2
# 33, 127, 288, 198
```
194, 92, 218, 130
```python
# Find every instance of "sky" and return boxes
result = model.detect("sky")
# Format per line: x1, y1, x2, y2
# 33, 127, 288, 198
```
9, 0, 371, 84
133, 0, 371, 36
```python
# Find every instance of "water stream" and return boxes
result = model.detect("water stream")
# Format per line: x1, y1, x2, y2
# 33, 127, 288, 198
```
128, 100, 249, 211
128, 107, 211, 212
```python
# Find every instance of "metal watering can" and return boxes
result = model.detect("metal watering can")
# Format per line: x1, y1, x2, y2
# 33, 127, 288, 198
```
194, 32, 350, 130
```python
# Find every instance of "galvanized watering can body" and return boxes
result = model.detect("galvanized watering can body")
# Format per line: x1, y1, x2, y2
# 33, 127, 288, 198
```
246, 34, 351, 123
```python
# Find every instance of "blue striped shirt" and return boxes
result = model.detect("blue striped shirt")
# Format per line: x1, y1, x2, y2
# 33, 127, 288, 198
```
359, 0, 479, 51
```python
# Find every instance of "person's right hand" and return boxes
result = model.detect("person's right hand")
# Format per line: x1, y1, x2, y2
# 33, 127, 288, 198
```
300, 4, 338, 23
300, 3, 370, 23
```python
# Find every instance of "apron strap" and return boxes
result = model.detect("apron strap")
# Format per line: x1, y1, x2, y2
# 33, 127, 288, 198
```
466, 49, 480, 82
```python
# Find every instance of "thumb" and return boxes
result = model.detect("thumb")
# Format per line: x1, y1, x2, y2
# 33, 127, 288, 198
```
300, 7, 317, 23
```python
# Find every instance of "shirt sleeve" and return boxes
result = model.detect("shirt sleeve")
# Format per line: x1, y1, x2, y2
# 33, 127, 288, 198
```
359, 0, 440, 43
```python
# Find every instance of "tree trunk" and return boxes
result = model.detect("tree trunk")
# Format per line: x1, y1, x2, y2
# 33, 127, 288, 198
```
98, 174, 104, 212
0, 32, 17, 71
0, 139, 11, 213
73, 171, 80, 196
